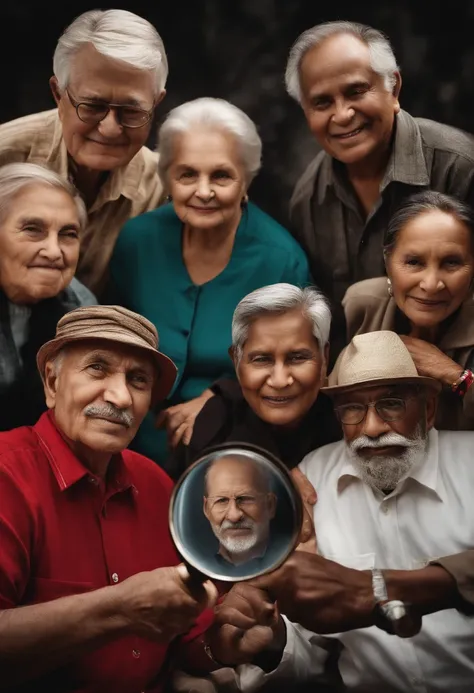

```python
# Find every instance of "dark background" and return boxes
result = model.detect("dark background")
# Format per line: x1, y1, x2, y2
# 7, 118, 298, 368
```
3, 0, 474, 226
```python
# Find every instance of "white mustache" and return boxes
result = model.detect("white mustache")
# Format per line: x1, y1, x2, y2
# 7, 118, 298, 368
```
220, 519, 254, 531
84, 403, 133, 428
350, 432, 418, 452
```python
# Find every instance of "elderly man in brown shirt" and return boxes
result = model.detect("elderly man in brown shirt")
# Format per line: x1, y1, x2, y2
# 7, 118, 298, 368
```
0, 9, 167, 296
286, 20, 474, 315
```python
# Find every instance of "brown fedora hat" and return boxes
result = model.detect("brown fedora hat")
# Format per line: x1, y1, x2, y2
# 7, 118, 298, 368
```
322, 331, 442, 395
37, 305, 177, 405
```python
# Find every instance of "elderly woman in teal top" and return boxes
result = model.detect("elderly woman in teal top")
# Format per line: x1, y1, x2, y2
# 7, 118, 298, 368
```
110, 97, 312, 469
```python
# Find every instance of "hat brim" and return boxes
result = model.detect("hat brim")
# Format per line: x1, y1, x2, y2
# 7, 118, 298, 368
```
322, 375, 442, 396
37, 332, 177, 406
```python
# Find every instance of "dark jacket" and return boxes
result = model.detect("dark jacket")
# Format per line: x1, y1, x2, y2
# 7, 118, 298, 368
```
0, 281, 96, 431
169, 379, 342, 480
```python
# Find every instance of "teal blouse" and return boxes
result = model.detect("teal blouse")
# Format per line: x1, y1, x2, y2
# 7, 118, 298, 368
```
110, 201, 312, 469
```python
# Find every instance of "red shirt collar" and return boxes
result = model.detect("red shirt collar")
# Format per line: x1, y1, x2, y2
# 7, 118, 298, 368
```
33, 411, 134, 493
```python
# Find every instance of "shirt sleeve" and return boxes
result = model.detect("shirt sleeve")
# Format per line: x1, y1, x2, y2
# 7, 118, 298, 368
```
0, 458, 35, 608
430, 552, 474, 613
234, 618, 329, 692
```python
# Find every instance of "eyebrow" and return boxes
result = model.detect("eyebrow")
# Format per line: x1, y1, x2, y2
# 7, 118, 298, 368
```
311, 80, 370, 99
18, 216, 80, 232
77, 94, 146, 108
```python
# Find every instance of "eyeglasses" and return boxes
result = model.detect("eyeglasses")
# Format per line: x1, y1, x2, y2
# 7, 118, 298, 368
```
206, 493, 267, 513
334, 397, 415, 425
66, 90, 153, 129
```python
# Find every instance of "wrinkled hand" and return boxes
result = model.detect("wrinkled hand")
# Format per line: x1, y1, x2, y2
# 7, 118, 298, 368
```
206, 583, 285, 667
399, 335, 462, 386
249, 552, 373, 634
291, 468, 317, 553
156, 390, 214, 448
116, 564, 217, 643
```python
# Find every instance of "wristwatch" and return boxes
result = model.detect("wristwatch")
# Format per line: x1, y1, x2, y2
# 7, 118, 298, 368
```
371, 569, 421, 638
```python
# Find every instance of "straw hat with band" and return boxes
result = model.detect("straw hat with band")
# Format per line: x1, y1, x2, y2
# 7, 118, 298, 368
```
37, 305, 177, 405
322, 331, 442, 396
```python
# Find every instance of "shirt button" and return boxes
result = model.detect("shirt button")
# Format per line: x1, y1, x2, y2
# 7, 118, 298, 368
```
111, 572, 119, 583
382, 505, 389, 514
88, 476, 99, 485
132, 649, 141, 658
411, 677, 423, 686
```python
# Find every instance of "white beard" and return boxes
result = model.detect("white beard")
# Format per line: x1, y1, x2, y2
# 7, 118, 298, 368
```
210, 517, 270, 564
347, 425, 428, 492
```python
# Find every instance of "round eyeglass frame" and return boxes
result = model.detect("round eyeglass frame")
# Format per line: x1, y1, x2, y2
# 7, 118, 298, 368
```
66, 89, 153, 129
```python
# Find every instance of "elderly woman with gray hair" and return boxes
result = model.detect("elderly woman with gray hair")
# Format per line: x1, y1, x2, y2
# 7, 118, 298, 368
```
171, 283, 341, 479
0, 162, 96, 430
110, 97, 312, 470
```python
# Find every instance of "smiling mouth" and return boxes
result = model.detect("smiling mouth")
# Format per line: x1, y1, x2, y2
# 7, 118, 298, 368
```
332, 125, 367, 139
409, 296, 447, 307
263, 395, 296, 406
29, 265, 63, 271
87, 139, 126, 147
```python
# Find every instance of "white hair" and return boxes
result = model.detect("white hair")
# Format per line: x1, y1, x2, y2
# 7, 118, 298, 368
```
285, 21, 399, 104
157, 97, 262, 186
0, 163, 87, 231
232, 283, 331, 361
53, 9, 168, 95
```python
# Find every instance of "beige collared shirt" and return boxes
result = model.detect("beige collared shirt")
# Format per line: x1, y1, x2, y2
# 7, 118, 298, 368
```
0, 109, 163, 296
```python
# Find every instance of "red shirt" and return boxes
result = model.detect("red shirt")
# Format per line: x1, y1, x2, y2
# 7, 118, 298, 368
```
0, 411, 208, 692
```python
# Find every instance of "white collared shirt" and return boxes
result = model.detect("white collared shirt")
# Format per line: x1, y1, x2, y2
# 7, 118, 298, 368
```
237, 429, 474, 693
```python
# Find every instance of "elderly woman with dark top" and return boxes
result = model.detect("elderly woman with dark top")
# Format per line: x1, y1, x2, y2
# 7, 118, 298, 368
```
110, 98, 312, 470
0, 162, 95, 430
171, 283, 341, 479
342, 190, 474, 430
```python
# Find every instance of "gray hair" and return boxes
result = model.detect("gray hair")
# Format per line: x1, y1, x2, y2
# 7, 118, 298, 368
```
157, 97, 262, 187
0, 163, 87, 231
384, 190, 474, 259
232, 283, 331, 361
53, 9, 168, 95
285, 21, 399, 104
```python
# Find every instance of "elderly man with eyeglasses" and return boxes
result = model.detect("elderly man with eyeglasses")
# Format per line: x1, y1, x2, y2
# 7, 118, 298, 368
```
207, 330, 474, 692
0, 9, 167, 296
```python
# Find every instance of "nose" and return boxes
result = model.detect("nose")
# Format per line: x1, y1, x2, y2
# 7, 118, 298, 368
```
97, 109, 124, 138
195, 176, 213, 201
332, 99, 355, 127
40, 233, 62, 263
267, 362, 294, 389
103, 374, 133, 410
419, 269, 445, 293
362, 405, 391, 439
226, 499, 244, 523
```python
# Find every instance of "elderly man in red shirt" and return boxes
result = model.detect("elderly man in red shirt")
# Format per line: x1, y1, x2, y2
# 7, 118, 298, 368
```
0, 305, 250, 692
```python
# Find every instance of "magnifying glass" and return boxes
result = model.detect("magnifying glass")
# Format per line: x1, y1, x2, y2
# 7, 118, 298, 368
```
169, 443, 303, 582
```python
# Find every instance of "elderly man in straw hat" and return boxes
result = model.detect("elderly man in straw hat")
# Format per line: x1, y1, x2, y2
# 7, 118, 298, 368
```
0, 305, 267, 692
224, 331, 474, 692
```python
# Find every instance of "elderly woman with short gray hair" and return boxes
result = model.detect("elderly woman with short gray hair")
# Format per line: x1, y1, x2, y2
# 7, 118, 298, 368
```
0, 162, 96, 430
170, 283, 341, 479
110, 98, 312, 470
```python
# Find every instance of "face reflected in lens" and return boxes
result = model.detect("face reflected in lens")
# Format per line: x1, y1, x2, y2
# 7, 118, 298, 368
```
203, 455, 277, 566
